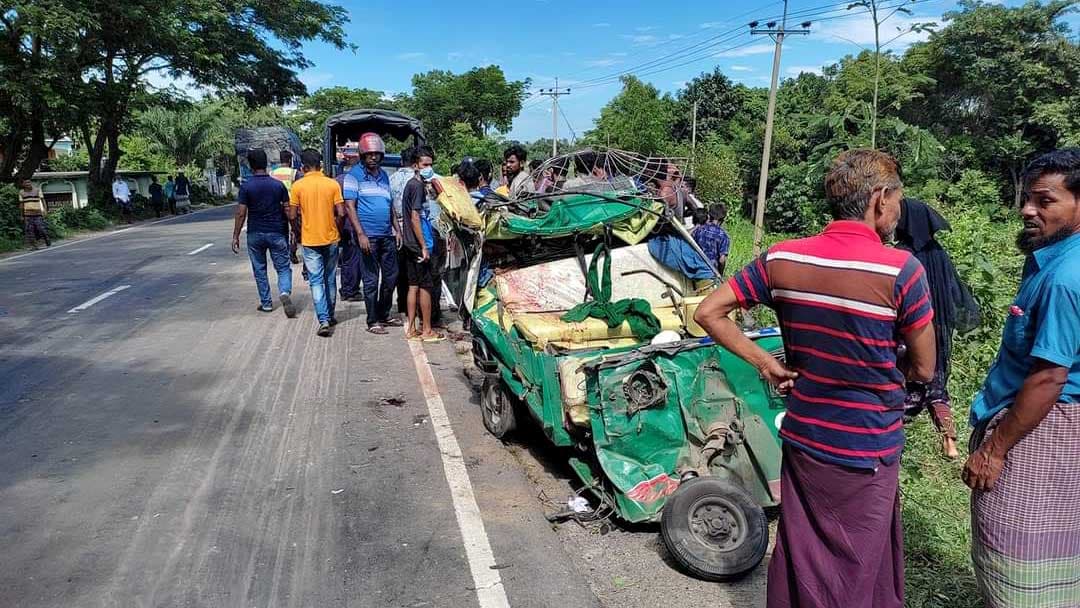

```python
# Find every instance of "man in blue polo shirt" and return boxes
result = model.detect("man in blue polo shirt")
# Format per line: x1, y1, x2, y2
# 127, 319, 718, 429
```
231, 148, 296, 318
965, 149, 1080, 607
341, 133, 402, 334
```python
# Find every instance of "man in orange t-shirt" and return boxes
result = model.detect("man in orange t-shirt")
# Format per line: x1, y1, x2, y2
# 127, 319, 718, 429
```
287, 148, 345, 337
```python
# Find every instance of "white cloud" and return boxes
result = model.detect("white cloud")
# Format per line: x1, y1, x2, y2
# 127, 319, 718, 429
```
814, 11, 939, 50
668, 33, 685, 40
730, 65, 753, 72
786, 65, 823, 76
636, 26, 657, 32
673, 80, 688, 90
447, 52, 464, 61
299, 71, 335, 88
593, 22, 611, 28
622, 34, 658, 45
610, 52, 629, 57
701, 21, 725, 29
396, 52, 426, 60
714, 43, 775, 58
585, 58, 620, 67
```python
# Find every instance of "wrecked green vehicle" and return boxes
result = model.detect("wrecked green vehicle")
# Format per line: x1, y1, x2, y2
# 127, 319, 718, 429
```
435, 161, 786, 580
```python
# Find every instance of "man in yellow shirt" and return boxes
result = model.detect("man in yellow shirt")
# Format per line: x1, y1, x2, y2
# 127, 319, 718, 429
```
287, 149, 346, 337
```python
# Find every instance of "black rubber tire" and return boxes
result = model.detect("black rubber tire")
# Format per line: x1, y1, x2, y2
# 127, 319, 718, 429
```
480, 376, 517, 438
660, 477, 769, 581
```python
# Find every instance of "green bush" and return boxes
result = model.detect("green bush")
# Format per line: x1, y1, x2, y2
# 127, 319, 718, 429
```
944, 169, 1003, 212
694, 137, 743, 207
764, 163, 828, 233
0, 183, 21, 242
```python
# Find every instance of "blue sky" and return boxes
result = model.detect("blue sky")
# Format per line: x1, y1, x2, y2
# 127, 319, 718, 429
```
294, 0, 1072, 142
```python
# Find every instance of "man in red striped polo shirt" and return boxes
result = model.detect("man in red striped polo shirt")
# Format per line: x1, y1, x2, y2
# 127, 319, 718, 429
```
695, 149, 936, 608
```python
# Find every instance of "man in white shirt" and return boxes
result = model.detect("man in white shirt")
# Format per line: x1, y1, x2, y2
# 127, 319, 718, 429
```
112, 176, 132, 223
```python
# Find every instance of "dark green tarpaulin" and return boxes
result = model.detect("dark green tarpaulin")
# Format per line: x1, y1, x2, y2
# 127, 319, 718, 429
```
486, 194, 661, 244
560, 244, 662, 340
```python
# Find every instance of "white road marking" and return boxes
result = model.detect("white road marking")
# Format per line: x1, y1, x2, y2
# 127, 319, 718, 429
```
187, 243, 213, 255
0, 204, 236, 265
67, 285, 131, 313
407, 340, 511, 608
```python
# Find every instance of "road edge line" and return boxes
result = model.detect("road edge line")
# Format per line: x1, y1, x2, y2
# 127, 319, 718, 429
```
408, 339, 512, 608
0, 204, 236, 264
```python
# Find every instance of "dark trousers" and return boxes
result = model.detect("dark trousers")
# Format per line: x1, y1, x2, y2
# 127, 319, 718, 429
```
396, 248, 409, 314
360, 236, 399, 327
24, 216, 49, 246
338, 226, 362, 299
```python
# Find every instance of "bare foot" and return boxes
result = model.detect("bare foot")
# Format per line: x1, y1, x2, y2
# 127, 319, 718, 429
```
942, 436, 959, 459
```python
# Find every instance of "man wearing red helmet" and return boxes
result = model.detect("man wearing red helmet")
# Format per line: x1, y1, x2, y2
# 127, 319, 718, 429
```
341, 132, 403, 334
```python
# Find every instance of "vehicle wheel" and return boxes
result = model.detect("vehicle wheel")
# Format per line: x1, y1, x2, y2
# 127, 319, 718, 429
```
480, 376, 517, 438
660, 477, 768, 581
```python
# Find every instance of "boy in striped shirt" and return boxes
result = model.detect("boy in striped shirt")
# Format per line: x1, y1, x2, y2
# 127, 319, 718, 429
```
695, 149, 936, 608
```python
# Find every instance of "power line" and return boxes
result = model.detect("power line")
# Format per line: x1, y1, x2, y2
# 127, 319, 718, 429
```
557, 103, 577, 142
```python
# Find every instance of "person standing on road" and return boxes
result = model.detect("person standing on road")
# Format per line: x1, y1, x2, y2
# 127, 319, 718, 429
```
965, 149, 1080, 608
19, 180, 50, 249
164, 175, 176, 215
287, 148, 345, 337
336, 145, 363, 302
149, 175, 165, 218
502, 144, 534, 199
231, 149, 296, 318
174, 171, 191, 214
401, 146, 442, 342
112, 175, 132, 223
341, 133, 402, 335
390, 146, 417, 316
271, 150, 301, 190
694, 149, 936, 608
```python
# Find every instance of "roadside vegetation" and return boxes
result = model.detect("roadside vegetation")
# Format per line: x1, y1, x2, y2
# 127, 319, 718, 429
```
3, 0, 1077, 603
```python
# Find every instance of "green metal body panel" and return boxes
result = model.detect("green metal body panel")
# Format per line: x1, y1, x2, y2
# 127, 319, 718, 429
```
472, 297, 787, 522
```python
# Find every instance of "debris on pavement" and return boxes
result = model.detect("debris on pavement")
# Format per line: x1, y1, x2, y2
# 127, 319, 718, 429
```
330, 488, 345, 495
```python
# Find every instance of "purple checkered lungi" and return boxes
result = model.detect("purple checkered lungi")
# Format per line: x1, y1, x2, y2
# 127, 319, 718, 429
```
971, 403, 1080, 607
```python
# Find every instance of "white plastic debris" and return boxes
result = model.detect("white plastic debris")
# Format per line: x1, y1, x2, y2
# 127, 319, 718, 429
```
330, 488, 345, 495
650, 330, 681, 345
568, 496, 590, 513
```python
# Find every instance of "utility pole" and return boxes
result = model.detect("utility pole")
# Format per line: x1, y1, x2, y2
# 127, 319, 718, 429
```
750, 1, 810, 256
690, 100, 698, 178
539, 78, 571, 156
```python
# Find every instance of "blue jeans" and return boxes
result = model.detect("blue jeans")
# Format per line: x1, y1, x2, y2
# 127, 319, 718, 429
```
360, 236, 399, 327
302, 243, 339, 324
247, 232, 292, 307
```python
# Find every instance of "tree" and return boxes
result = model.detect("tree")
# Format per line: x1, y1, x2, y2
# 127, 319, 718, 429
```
38, 0, 349, 199
0, 1, 92, 182
137, 104, 224, 169
906, 0, 1080, 205
409, 66, 530, 149
439, 123, 504, 174
586, 76, 676, 155
289, 87, 397, 148
845, 0, 935, 149
673, 68, 745, 142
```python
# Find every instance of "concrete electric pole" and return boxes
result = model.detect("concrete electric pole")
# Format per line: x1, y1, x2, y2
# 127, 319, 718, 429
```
539, 78, 571, 156
750, 1, 810, 256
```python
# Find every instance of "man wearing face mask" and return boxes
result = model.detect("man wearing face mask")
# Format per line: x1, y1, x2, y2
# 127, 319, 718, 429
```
401, 145, 442, 342
694, 149, 936, 608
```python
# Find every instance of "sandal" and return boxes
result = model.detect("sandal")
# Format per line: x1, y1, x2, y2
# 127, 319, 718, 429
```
367, 324, 389, 335
383, 318, 405, 327
421, 334, 446, 343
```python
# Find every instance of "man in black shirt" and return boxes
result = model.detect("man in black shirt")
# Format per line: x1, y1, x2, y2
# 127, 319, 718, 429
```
401, 145, 441, 341
231, 149, 297, 317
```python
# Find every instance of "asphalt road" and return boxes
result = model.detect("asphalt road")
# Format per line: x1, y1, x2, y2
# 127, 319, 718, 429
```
0, 206, 767, 608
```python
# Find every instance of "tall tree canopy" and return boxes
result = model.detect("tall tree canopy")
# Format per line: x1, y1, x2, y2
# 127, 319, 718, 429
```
587, 76, 676, 155
0, 0, 350, 196
408, 66, 529, 149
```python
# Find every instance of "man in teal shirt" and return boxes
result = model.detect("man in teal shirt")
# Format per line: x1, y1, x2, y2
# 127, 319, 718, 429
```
965, 149, 1080, 608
